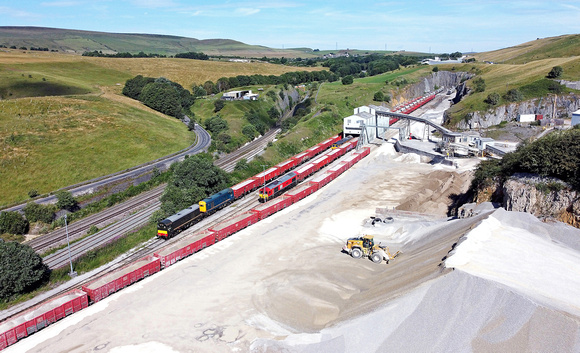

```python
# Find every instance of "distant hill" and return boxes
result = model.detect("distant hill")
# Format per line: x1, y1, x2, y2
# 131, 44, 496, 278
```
0, 26, 316, 58
474, 34, 580, 64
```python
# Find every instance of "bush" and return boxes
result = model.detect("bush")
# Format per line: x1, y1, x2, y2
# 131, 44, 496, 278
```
149, 209, 167, 224
214, 99, 225, 112
204, 116, 228, 135
218, 133, 232, 145
548, 81, 563, 93
504, 89, 523, 102
234, 159, 249, 171
242, 124, 257, 140
188, 119, 197, 131
140, 80, 183, 118
28, 189, 39, 198
0, 242, 50, 300
341, 75, 354, 85
547, 66, 563, 79
373, 91, 385, 102
55, 190, 78, 211
23, 202, 55, 224
484, 92, 500, 105
473, 77, 486, 93
432, 66, 439, 72
160, 153, 230, 215
267, 106, 280, 120
0, 211, 29, 235
192, 85, 207, 97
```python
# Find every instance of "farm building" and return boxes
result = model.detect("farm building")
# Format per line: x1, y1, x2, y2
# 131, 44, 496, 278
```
221, 90, 259, 101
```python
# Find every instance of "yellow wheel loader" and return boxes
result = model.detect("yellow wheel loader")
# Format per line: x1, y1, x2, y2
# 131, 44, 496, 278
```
342, 234, 401, 264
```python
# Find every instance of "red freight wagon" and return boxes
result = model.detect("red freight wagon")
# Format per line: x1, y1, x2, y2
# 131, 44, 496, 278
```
291, 151, 310, 165
275, 158, 298, 175
306, 144, 323, 158
342, 154, 358, 169
251, 196, 294, 220
318, 136, 338, 150
294, 163, 316, 181
231, 178, 260, 199
326, 148, 343, 162
327, 162, 347, 177
154, 230, 215, 268
339, 139, 357, 153
310, 155, 331, 172
355, 146, 371, 158
252, 167, 280, 185
325, 170, 337, 183
208, 211, 259, 241
285, 182, 319, 203
309, 172, 333, 189
0, 289, 88, 350
82, 255, 160, 303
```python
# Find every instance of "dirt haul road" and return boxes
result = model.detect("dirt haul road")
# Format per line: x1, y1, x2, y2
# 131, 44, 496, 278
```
9, 141, 492, 353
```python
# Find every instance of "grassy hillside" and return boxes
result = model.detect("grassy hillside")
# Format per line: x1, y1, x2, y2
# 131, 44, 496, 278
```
0, 26, 317, 58
445, 55, 580, 125
473, 34, 580, 65
260, 66, 433, 162
0, 50, 331, 206
0, 95, 193, 206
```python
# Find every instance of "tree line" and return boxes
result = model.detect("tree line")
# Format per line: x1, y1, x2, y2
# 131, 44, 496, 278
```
323, 53, 419, 77
82, 50, 210, 59
122, 76, 194, 119
82, 51, 167, 58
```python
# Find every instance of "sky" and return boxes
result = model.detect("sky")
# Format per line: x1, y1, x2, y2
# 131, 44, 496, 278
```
2, 0, 580, 53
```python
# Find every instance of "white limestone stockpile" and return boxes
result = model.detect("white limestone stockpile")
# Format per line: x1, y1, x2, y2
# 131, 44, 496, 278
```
445, 208, 580, 316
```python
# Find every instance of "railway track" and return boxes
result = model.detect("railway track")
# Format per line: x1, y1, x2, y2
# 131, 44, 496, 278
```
216, 128, 280, 172
43, 202, 161, 269
36, 128, 281, 268
27, 185, 165, 254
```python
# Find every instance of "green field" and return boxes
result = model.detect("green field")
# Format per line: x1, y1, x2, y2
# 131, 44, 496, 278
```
0, 95, 193, 206
0, 50, 322, 206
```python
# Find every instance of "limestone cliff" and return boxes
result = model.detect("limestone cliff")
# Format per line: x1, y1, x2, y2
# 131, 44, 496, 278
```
502, 174, 580, 228
391, 71, 472, 103
453, 93, 580, 129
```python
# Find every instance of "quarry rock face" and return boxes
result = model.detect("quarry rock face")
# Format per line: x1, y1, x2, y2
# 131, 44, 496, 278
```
455, 93, 580, 129
393, 71, 473, 102
558, 80, 580, 90
503, 174, 580, 227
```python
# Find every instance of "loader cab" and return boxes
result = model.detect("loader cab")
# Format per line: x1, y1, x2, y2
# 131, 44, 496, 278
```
362, 235, 375, 249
